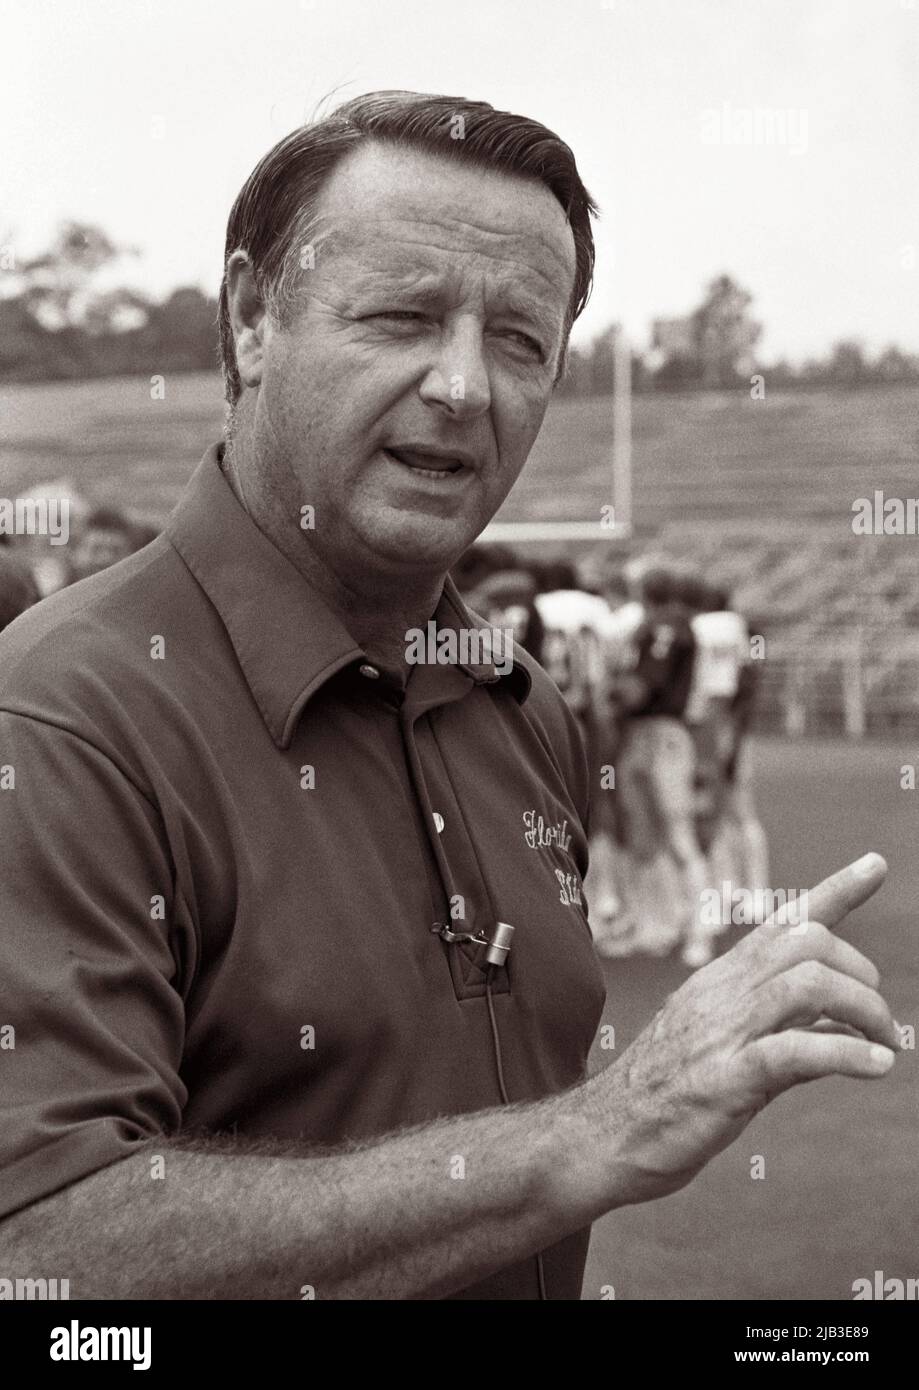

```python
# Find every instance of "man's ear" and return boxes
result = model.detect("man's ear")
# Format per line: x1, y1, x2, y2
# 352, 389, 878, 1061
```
226, 250, 270, 389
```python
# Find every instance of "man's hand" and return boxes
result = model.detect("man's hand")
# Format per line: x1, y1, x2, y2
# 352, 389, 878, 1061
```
588, 852, 899, 1204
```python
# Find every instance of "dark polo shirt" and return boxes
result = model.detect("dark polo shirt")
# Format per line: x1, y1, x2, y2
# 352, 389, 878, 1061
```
0, 445, 607, 1299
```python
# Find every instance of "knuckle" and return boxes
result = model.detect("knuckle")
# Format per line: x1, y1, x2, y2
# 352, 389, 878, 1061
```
859, 983, 889, 1030
745, 1039, 773, 1093
802, 919, 830, 951
869, 989, 893, 1028
792, 958, 825, 1000
761, 1031, 797, 1083
862, 958, 882, 990
759, 972, 793, 1021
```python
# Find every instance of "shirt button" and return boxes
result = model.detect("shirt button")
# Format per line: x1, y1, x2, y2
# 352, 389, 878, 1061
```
359, 663, 380, 680
433, 812, 445, 834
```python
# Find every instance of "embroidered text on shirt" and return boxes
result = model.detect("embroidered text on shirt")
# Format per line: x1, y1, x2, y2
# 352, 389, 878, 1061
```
522, 809, 572, 854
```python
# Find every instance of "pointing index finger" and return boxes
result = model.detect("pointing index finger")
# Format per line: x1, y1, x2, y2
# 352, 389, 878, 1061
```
777, 852, 888, 930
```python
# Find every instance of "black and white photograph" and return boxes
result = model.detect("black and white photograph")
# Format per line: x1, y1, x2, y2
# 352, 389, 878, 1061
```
0, 0, 916, 1356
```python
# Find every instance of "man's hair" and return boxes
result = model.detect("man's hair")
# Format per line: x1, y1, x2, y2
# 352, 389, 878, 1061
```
451, 542, 521, 594
640, 566, 676, 608
704, 581, 732, 612
537, 559, 579, 592
0, 550, 39, 633
217, 90, 598, 406
673, 571, 709, 612
84, 505, 134, 536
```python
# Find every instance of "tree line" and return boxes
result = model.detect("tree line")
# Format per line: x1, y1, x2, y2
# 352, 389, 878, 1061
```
1, 224, 916, 394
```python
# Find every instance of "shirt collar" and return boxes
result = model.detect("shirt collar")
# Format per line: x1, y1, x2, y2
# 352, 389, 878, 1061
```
166, 444, 530, 748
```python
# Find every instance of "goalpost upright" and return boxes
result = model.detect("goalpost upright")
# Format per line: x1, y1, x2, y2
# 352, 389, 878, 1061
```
480, 324, 632, 545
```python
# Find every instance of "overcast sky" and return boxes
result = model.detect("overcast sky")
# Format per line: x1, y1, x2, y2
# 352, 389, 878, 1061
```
3, 0, 918, 361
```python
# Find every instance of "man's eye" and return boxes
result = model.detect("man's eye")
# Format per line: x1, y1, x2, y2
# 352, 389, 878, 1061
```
370, 311, 425, 323
499, 330, 545, 359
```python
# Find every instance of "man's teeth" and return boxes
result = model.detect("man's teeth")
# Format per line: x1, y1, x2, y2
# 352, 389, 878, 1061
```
387, 449, 462, 473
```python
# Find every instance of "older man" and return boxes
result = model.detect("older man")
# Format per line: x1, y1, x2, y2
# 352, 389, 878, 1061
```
0, 92, 899, 1301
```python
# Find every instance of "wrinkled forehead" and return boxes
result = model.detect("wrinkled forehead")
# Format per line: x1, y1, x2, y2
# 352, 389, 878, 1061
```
310, 142, 577, 320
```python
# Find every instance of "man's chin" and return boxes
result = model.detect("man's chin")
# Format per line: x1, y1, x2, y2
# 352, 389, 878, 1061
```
352, 507, 484, 573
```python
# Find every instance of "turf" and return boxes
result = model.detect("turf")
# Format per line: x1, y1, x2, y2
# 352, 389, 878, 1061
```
583, 734, 918, 1300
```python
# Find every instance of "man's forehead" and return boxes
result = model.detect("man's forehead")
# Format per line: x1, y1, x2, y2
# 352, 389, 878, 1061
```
311, 141, 576, 299
336, 255, 562, 329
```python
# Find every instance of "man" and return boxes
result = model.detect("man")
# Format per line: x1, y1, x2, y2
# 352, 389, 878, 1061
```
6, 477, 90, 598
0, 92, 899, 1300
471, 566, 545, 663
615, 565, 712, 961
719, 601, 770, 898
588, 563, 648, 955
0, 544, 39, 634
69, 504, 146, 582
534, 560, 609, 758
684, 579, 769, 904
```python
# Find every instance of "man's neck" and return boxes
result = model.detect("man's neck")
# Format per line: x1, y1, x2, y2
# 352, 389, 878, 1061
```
221, 437, 445, 685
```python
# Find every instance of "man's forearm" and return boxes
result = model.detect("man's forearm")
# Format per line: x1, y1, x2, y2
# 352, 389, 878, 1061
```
0, 1077, 620, 1300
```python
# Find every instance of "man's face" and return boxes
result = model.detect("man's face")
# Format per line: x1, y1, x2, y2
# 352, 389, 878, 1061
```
248, 141, 577, 578
73, 526, 133, 578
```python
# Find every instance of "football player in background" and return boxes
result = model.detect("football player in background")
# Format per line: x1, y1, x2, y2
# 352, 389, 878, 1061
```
616, 565, 710, 963
685, 581, 770, 937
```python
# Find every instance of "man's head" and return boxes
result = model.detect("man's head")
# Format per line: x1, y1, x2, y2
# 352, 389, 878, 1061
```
640, 565, 677, 619
701, 581, 732, 614
0, 550, 39, 633
71, 506, 139, 581
219, 91, 596, 583
537, 559, 580, 593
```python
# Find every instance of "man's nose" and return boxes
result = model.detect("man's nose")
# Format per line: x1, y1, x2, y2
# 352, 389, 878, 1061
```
418, 318, 492, 419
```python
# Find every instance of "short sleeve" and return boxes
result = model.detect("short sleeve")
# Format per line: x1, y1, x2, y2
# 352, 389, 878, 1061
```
0, 711, 188, 1220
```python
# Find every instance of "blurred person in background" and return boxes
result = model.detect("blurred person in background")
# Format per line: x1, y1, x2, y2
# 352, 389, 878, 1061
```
0, 541, 40, 635
684, 581, 769, 920
684, 578, 747, 875
586, 562, 647, 955
469, 566, 545, 664
451, 542, 520, 599
69, 505, 145, 583
11, 477, 92, 598
534, 560, 616, 929
616, 564, 711, 964
722, 612, 770, 899
534, 559, 609, 751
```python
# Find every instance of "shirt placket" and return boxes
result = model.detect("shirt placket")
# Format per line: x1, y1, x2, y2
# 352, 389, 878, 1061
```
398, 671, 511, 1003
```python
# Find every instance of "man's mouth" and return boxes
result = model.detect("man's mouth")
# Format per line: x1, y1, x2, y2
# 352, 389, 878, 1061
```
383, 446, 472, 479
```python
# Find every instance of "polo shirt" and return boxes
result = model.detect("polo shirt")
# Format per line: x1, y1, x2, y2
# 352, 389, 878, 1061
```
0, 444, 607, 1300
684, 610, 748, 723
632, 611, 697, 720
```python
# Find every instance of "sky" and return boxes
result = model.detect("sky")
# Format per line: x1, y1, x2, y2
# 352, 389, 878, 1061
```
3, 0, 918, 362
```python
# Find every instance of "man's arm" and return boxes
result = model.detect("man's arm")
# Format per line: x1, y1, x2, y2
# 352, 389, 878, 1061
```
0, 854, 899, 1299
0, 1091, 602, 1301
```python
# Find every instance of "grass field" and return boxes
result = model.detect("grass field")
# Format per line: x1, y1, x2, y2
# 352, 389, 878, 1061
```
2, 372, 918, 534
584, 735, 918, 1301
